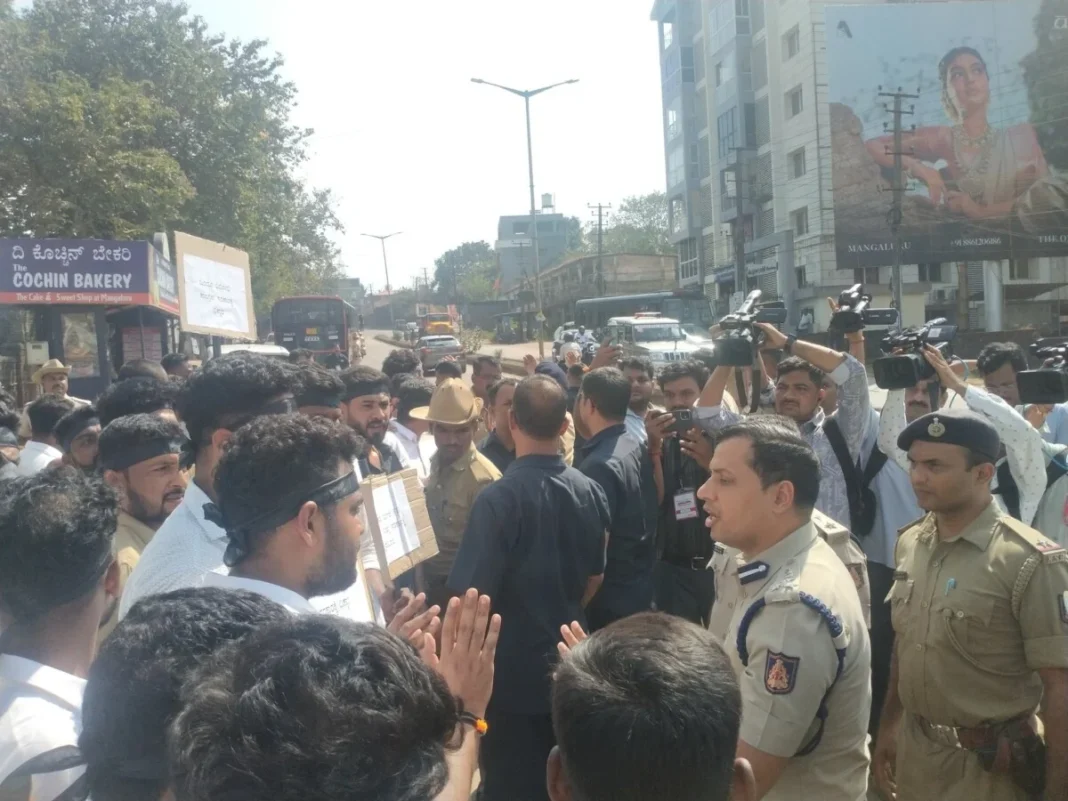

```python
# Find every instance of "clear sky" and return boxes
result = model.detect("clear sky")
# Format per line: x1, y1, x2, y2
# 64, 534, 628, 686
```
178, 0, 668, 292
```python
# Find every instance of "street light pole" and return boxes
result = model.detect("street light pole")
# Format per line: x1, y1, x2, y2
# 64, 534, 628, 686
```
361, 231, 403, 330
471, 77, 578, 358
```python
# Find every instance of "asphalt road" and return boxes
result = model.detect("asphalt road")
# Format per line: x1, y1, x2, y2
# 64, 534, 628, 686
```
361, 331, 475, 387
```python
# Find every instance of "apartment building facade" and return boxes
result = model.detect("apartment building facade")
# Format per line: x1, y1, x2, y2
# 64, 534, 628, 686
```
654, 0, 1068, 333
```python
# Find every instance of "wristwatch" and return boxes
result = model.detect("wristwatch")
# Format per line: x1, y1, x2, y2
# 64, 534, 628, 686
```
784, 334, 797, 354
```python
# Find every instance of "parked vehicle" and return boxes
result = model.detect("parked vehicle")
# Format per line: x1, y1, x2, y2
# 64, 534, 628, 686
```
271, 295, 360, 365
602, 316, 703, 367
416, 335, 466, 373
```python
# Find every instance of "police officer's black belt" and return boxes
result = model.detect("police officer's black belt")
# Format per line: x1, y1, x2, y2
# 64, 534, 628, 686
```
204, 471, 360, 567
99, 437, 186, 472
58, 416, 100, 454
0, 426, 17, 447
297, 389, 342, 408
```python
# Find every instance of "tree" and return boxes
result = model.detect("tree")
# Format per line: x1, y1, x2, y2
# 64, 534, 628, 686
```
433, 241, 498, 302
0, 0, 344, 315
592, 192, 672, 255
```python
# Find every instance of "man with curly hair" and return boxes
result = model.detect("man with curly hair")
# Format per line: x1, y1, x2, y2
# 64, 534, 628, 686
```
95, 377, 178, 427
0, 468, 120, 801
79, 588, 289, 801
119, 353, 297, 618
53, 405, 102, 473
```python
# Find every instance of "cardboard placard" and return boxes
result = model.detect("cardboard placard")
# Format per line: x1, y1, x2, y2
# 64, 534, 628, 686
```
173, 231, 255, 340
310, 562, 383, 625
363, 468, 438, 580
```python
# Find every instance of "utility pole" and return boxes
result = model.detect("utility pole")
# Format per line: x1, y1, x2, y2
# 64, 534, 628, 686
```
730, 148, 755, 299
422, 267, 430, 303
879, 87, 917, 320
361, 231, 403, 330
588, 202, 611, 295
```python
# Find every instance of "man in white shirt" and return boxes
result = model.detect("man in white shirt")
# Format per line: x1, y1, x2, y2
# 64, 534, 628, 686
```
0, 468, 120, 800
118, 352, 298, 618
389, 376, 436, 480
17, 394, 75, 476
620, 356, 655, 444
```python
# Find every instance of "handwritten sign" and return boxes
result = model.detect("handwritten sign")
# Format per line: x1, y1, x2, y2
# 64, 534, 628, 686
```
363, 468, 438, 580
174, 232, 255, 340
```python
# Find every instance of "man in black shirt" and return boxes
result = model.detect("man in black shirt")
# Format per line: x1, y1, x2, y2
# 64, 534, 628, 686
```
449, 375, 609, 801
478, 377, 517, 473
646, 360, 716, 626
573, 367, 657, 631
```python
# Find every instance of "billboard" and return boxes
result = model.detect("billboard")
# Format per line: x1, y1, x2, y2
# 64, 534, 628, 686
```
0, 239, 152, 305
826, 1, 1068, 268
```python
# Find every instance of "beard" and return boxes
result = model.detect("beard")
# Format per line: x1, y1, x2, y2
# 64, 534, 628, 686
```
305, 511, 358, 599
127, 485, 182, 527
353, 419, 386, 446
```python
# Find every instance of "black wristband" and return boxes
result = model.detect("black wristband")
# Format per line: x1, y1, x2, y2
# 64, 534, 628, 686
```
784, 334, 797, 354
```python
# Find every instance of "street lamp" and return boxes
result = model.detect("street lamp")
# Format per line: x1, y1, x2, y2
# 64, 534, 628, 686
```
471, 76, 579, 358
361, 231, 403, 330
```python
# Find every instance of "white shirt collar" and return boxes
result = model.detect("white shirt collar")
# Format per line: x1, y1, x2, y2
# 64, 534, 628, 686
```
183, 479, 226, 541
21, 441, 62, 461
0, 655, 86, 711
390, 420, 418, 445
203, 573, 315, 614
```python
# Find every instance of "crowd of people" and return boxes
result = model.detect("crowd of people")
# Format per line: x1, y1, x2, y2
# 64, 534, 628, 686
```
0, 325, 1066, 801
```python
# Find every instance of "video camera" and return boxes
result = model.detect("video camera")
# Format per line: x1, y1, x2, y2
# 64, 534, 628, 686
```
715, 290, 788, 367
1018, 338, 1068, 404
828, 284, 899, 334
872, 318, 957, 390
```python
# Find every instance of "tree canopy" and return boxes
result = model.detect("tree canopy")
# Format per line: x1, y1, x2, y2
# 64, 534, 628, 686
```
0, 0, 344, 314
593, 192, 672, 255
432, 240, 497, 302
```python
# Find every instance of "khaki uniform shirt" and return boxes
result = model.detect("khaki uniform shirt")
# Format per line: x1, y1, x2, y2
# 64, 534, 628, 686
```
99, 511, 156, 641
423, 445, 501, 590
891, 501, 1068, 726
709, 522, 871, 801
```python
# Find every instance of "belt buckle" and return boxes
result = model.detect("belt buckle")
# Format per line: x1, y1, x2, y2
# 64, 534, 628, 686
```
690, 556, 708, 570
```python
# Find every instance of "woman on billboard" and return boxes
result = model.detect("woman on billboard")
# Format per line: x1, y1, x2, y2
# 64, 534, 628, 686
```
866, 46, 1048, 222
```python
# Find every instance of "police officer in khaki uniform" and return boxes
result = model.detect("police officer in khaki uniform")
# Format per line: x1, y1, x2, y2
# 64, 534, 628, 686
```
410, 379, 501, 610
873, 408, 1068, 801
697, 416, 871, 801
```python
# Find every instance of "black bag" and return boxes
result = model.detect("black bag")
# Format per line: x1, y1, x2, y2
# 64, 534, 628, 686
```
824, 417, 887, 538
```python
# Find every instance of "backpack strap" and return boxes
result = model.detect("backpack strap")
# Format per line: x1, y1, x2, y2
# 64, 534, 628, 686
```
0, 746, 87, 801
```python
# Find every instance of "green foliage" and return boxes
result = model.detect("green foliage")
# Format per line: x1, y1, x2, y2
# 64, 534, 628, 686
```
596, 192, 672, 255
0, 0, 344, 315
433, 240, 498, 302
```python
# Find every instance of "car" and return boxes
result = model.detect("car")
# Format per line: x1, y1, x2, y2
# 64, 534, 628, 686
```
416, 335, 466, 373
219, 343, 291, 359
602, 316, 703, 366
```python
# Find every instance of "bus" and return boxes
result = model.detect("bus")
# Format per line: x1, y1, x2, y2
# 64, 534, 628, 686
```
574, 289, 714, 331
271, 295, 359, 364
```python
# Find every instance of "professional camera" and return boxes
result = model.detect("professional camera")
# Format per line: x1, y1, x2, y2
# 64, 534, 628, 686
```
872, 318, 957, 390
715, 290, 788, 367
828, 284, 899, 334
1018, 338, 1068, 404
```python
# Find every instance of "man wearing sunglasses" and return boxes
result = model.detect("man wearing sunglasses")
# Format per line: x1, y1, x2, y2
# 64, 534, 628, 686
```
118, 353, 296, 619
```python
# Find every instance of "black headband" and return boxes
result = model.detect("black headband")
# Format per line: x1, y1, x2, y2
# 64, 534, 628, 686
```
0, 541, 113, 624
99, 437, 186, 471
341, 380, 390, 403
297, 388, 343, 409
59, 416, 100, 454
203, 471, 360, 567
0, 427, 17, 447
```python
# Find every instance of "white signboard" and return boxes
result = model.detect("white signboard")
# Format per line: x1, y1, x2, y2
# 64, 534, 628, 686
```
173, 232, 256, 340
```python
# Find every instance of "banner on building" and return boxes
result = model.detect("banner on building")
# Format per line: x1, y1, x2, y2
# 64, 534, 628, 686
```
0, 240, 152, 305
826, 0, 1068, 268
174, 232, 255, 340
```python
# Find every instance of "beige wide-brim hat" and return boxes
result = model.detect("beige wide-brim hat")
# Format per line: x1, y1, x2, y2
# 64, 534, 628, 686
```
32, 359, 71, 384
409, 378, 484, 425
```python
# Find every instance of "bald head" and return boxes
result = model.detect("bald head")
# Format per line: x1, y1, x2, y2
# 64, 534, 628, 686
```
513, 375, 568, 440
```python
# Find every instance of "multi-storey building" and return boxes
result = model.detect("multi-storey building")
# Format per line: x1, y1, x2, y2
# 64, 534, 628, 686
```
655, 0, 1068, 333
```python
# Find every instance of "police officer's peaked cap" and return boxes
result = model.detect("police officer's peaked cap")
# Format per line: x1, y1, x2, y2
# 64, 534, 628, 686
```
897, 408, 1000, 463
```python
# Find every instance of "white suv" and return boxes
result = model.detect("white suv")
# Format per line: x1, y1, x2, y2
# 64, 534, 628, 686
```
603, 316, 702, 366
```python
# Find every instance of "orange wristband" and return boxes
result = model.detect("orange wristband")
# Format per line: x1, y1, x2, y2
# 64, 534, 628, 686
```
460, 711, 489, 735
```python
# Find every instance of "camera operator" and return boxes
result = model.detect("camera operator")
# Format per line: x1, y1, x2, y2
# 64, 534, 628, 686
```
879, 345, 1047, 527
645, 360, 717, 626
698, 323, 872, 530
978, 341, 1068, 445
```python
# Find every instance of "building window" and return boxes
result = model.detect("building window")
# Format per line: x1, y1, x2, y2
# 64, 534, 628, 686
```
796, 266, 808, 288
679, 238, 700, 281
783, 26, 800, 60
513, 222, 529, 235
736, 0, 749, 14
789, 147, 806, 179
744, 103, 756, 147
663, 21, 674, 50
918, 263, 943, 282
786, 85, 803, 118
666, 105, 680, 140
668, 146, 685, 188
854, 267, 880, 285
716, 60, 734, 87
670, 196, 685, 234
791, 206, 809, 236
1009, 258, 1030, 279
717, 107, 737, 159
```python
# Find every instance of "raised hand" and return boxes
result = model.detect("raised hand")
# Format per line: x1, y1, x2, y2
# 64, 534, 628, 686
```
429, 588, 501, 718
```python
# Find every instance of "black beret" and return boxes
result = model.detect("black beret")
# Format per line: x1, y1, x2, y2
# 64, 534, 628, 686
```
897, 408, 1000, 463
